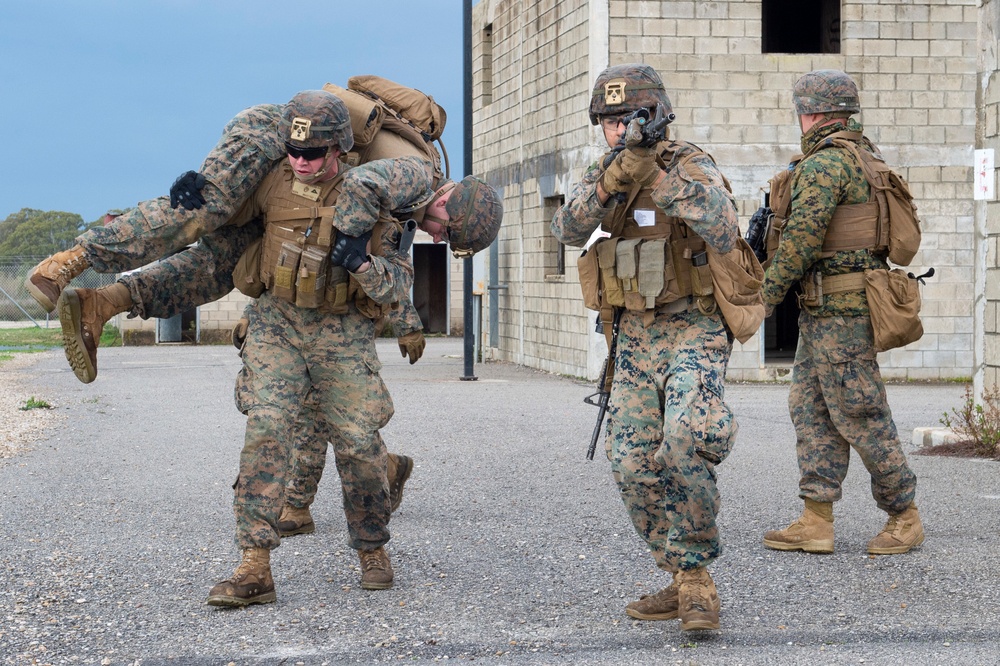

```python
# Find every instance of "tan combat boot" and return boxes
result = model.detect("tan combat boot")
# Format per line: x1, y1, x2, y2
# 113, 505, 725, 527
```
762, 498, 835, 554
57, 283, 132, 384
387, 453, 413, 513
25, 245, 91, 312
625, 577, 679, 621
358, 546, 394, 590
868, 504, 924, 555
276, 505, 315, 537
206, 547, 276, 607
676, 567, 721, 631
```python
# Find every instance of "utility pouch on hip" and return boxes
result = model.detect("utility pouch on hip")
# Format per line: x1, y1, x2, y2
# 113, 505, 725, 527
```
864, 268, 923, 352
323, 266, 351, 314
799, 272, 823, 308
272, 242, 302, 302
295, 246, 329, 309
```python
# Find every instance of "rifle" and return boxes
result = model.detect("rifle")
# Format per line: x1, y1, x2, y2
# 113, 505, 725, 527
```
744, 190, 773, 265
583, 307, 624, 460
601, 104, 675, 204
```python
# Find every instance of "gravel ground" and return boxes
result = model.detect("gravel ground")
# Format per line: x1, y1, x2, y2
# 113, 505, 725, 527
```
0, 340, 997, 666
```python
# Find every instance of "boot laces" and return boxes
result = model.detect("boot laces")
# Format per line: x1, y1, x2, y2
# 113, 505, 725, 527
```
57, 255, 88, 283
361, 549, 387, 572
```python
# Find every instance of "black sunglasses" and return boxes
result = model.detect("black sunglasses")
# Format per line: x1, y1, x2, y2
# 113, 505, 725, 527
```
285, 143, 329, 161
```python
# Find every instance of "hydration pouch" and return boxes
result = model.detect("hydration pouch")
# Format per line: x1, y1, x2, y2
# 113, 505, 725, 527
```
295, 246, 329, 309
272, 242, 301, 303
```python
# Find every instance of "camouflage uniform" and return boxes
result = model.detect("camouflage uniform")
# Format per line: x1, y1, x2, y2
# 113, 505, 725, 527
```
551, 144, 740, 573
762, 118, 916, 514
226, 155, 431, 552
80, 105, 285, 273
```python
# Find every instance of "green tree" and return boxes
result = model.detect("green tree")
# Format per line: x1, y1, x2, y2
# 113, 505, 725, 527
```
0, 208, 86, 257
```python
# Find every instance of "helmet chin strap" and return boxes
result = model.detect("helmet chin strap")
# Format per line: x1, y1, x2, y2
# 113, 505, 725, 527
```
423, 181, 457, 226
293, 150, 337, 184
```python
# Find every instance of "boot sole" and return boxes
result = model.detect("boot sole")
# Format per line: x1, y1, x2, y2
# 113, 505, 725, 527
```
277, 522, 316, 538
57, 289, 97, 384
681, 618, 720, 631
625, 608, 679, 621
762, 538, 834, 554
390, 455, 414, 513
360, 580, 394, 591
206, 590, 277, 607
868, 533, 925, 555
25, 273, 57, 313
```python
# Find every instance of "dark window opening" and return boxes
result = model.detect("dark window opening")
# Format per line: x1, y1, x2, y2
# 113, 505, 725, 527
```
480, 24, 494, 105
543, 195, 566, 276
762, 0, 840, 54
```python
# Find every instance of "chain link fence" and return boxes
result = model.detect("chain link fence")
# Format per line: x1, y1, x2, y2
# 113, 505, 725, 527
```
0, 257, 118, 327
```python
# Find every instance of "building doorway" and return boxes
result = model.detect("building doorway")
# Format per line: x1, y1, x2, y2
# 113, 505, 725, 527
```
412, 242, 449, 334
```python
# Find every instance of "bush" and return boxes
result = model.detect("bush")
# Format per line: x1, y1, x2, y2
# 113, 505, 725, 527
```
940, 384, 1000, 458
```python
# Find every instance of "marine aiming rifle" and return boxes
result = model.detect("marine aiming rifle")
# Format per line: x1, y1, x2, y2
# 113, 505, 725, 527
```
601, 104, 675, 205
583, 307, 624, 460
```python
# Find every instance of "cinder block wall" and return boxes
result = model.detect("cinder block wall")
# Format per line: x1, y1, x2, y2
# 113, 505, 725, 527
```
474, 0, 977, 381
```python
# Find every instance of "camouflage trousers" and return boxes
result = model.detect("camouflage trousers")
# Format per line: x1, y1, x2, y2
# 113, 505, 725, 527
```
236, 291, 394, 551
790, 312, 916, 514
119, 218, 262, 320
234, 342, 403, 513
606, 308, 736, 572
79, 135, 278, 273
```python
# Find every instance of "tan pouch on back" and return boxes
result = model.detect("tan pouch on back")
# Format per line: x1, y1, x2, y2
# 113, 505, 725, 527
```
233, 238, 265, 298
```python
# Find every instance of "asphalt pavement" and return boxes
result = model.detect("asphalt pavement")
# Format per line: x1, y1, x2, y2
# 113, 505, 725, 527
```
1, 338, 997, 665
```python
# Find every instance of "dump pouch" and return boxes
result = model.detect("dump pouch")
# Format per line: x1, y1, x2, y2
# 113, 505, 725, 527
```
233, 238, 265, 298
864, 268, 923, 352
706, 238, 766, 343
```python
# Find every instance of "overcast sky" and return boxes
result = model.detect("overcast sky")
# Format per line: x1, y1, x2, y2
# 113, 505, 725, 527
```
0, 0, 464, 223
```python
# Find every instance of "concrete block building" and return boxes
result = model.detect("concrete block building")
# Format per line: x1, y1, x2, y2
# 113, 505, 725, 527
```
472, 0, 997, 390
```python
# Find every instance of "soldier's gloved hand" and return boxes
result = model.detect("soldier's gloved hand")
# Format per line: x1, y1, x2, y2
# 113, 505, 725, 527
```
600, 155, 633, 196
232, 317, 249, 350
169, 171, 207, 210
397, 330, 426, 364
618, 146, 661, 188
329, 229, 373, 273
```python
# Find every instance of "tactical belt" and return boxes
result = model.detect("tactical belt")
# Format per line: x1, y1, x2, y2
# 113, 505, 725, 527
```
821, 272, 867, 294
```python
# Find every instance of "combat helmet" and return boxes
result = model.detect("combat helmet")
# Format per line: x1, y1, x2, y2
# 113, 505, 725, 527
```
434, 176, 503, 257
279, 90, 354, 153
589, 63, 673, 125
792, 70, 860, 117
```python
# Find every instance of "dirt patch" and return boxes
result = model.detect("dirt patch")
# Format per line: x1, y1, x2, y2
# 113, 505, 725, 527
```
914, 439, 998, 460
0, 353, 64, 460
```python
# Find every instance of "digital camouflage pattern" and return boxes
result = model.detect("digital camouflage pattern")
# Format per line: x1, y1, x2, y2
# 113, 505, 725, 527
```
551, 142, 738, 252
80, 104, 285, 273
551, 128, 740, 573
789, 313, 916, 514
334, 156, 436, 237
444, 175, 503, 254
120, 218, 263, 319
238, 292, 394, 550
588, 63, 673, 125
792, 69, 861, 116
762, 119, 886, 317
607, 309, 735, 571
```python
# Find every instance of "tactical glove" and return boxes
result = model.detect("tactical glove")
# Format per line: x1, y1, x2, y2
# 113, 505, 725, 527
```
329, 229, 373, 273
231, 317, 249, 350
169, 171, 207, 210
600, 156, 633, 196
618, 146, 660, 188
397, 330, 426, 364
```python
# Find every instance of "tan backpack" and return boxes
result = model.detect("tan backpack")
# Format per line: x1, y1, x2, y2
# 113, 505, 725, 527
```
323, 76, 449, 181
